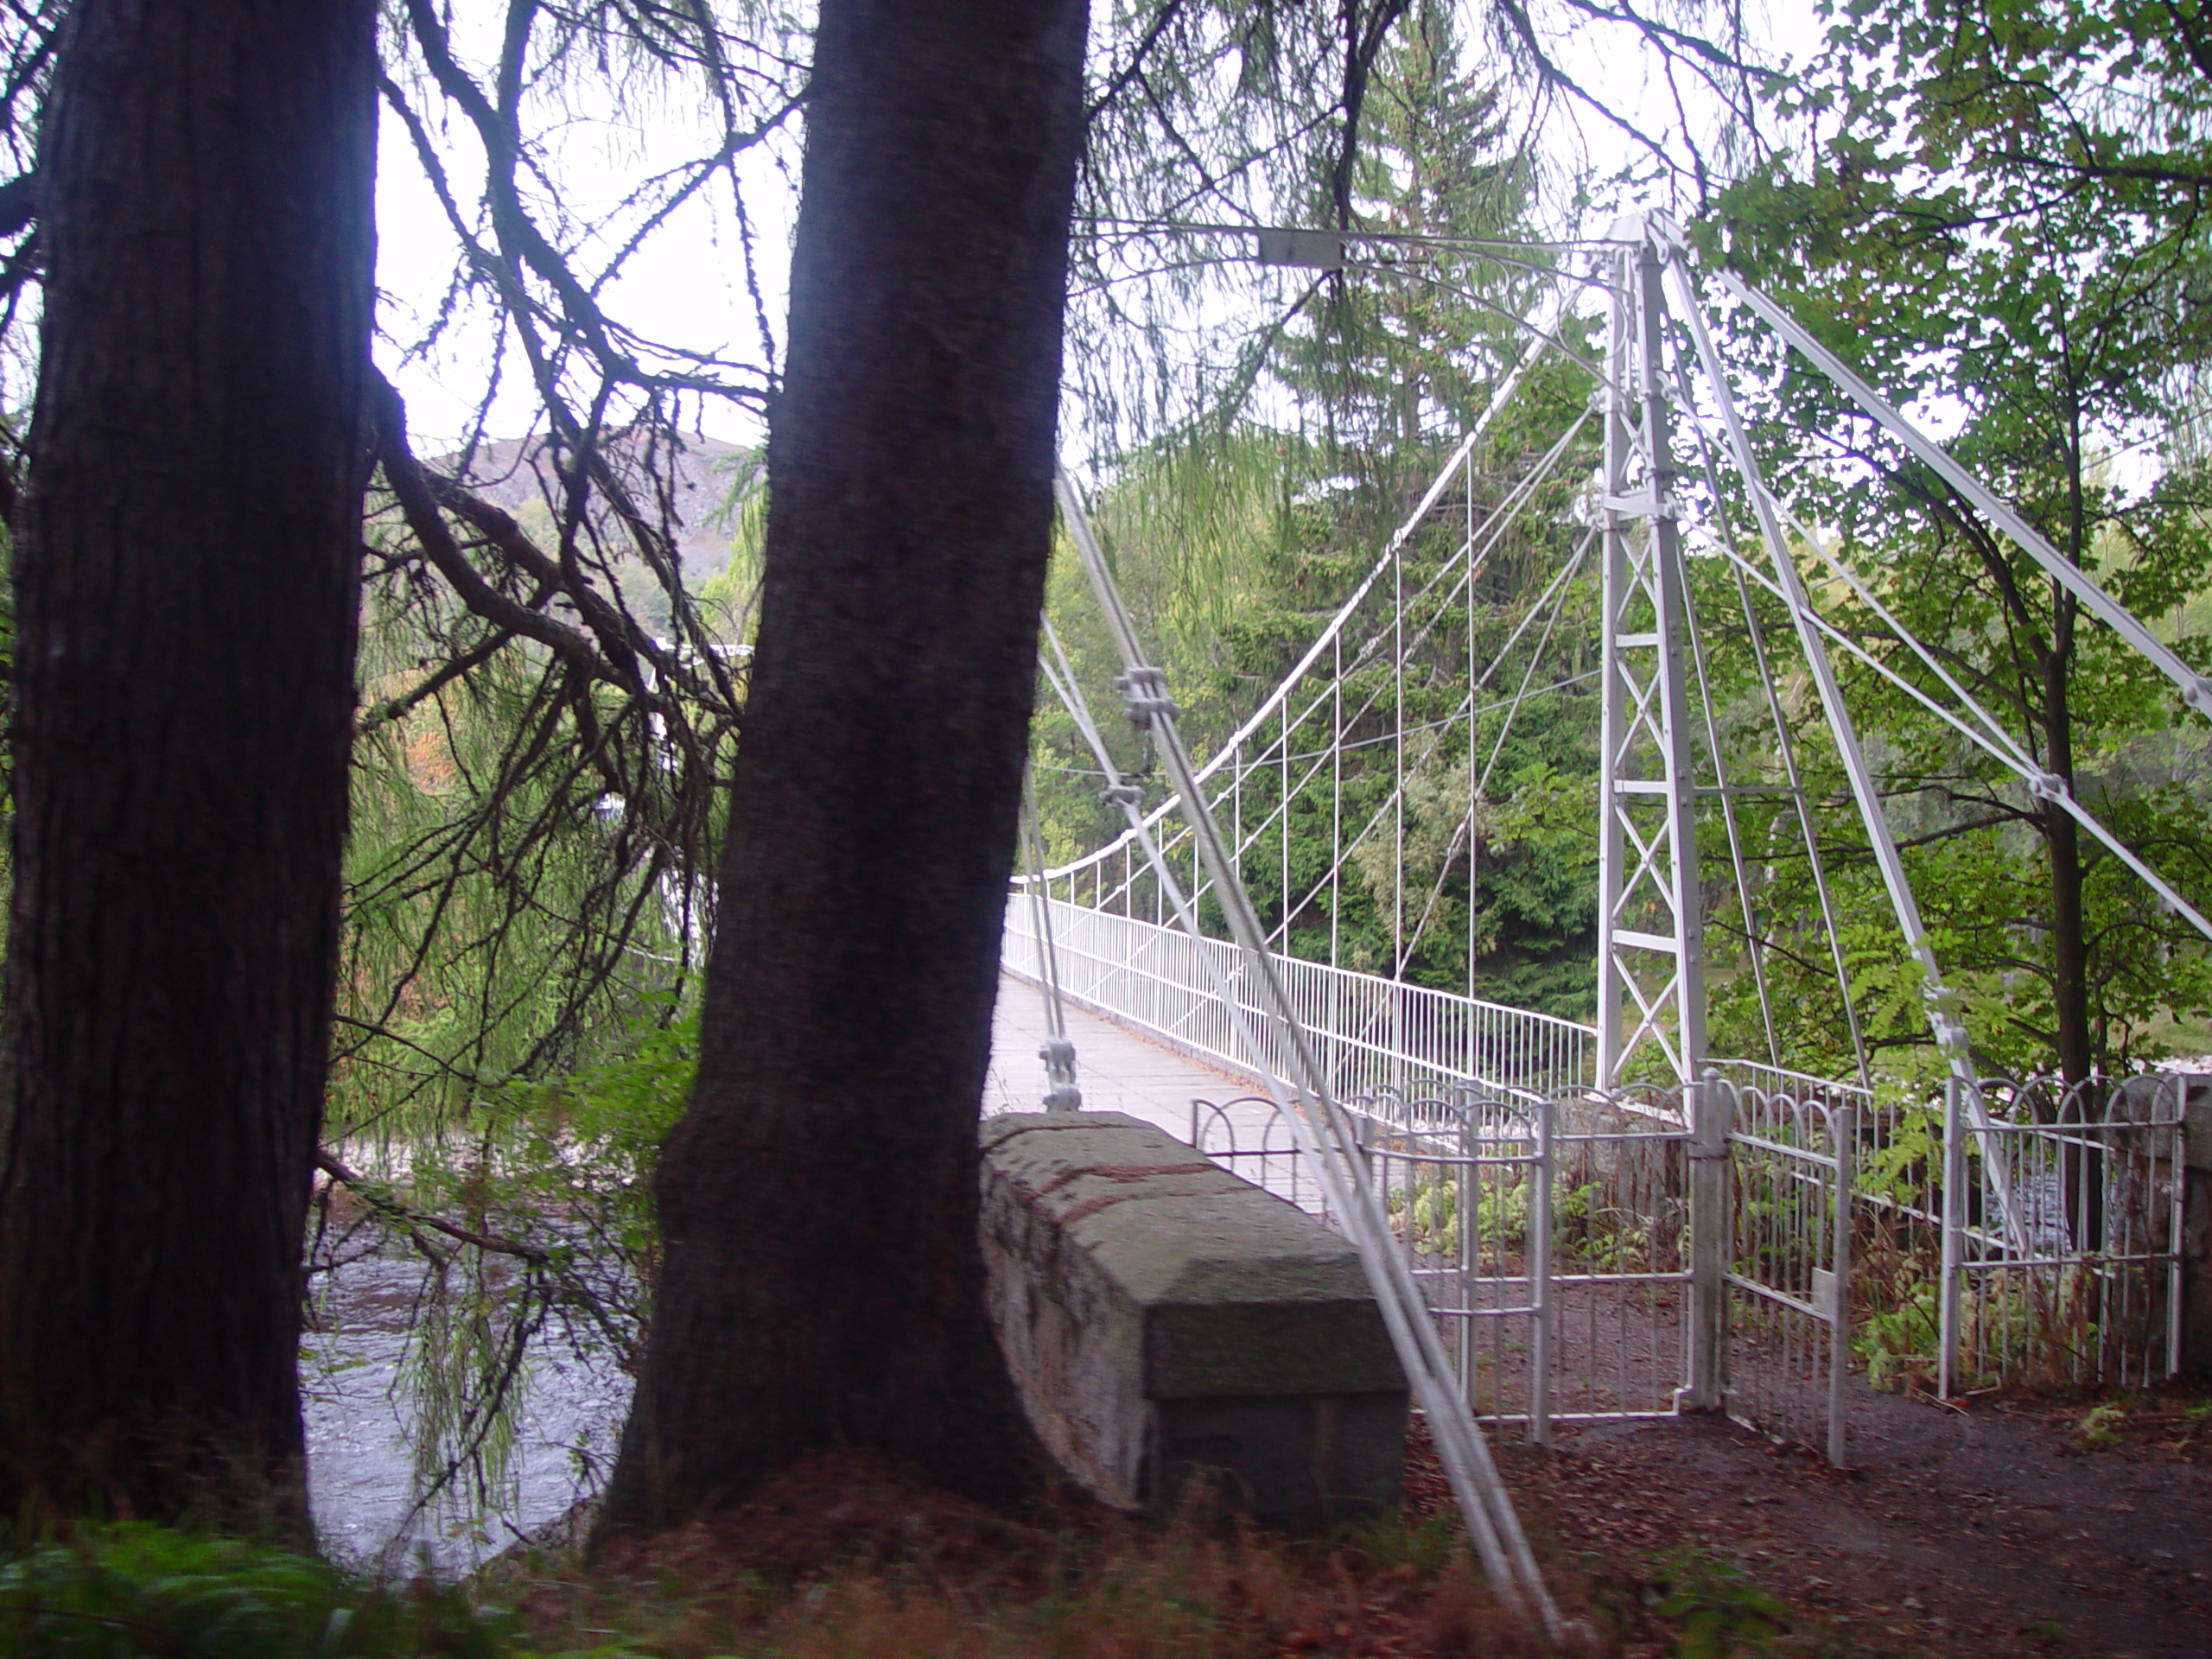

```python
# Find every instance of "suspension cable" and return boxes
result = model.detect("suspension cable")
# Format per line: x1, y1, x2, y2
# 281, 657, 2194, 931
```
1052, 469, 1563, 1638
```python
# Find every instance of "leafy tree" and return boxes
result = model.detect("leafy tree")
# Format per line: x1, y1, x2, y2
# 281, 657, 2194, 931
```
1707, 0, 2212, 1080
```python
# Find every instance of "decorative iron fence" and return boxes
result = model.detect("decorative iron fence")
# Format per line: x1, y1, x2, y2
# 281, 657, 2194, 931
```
1709, 1065, 2194, 1407
1938, 1074, 2191, 1393
1179, 1066, 2199, 1465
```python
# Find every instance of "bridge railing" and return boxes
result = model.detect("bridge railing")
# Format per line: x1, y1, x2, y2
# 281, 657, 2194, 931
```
1003, 895, 1594, 1100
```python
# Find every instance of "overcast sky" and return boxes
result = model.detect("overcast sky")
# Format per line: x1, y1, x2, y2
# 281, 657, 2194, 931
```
372, 0, 1808, 453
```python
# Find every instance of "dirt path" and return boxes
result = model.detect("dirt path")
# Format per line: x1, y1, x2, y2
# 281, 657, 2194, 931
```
1489, 1382, 2212, 1657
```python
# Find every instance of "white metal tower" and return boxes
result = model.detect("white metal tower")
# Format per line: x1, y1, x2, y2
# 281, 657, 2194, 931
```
1595, 223, 1706, 1090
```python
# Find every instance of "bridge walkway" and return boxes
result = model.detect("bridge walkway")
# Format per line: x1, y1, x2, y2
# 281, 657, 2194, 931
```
986, 973, 1258, 1141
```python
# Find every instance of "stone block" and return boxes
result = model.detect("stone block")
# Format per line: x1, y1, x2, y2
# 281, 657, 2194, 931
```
980, 1111, 1406, 1524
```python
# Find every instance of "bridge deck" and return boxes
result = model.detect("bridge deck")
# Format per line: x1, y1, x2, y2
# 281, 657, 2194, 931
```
986, 972, 1257, 1140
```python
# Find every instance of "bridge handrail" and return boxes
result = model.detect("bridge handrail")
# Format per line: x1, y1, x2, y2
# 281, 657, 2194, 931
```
1003, 895, 1596, 1101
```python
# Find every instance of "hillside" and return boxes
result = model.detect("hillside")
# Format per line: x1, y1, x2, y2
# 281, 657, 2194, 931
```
448, 430, 755, 582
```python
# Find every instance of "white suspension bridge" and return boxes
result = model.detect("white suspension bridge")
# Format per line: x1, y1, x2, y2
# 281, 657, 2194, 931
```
993, 213, 2205, 1632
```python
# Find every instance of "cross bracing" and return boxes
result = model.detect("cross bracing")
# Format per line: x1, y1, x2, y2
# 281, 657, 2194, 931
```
1005, 212, 2210, 1630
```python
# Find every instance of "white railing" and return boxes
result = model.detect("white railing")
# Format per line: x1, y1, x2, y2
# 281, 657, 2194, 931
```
1003, 896, 1594, 1100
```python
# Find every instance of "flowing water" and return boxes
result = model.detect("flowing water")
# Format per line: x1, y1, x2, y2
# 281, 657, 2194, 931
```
303, 1241, 632, 1576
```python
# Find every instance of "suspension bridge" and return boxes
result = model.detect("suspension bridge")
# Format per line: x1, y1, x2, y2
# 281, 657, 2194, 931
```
989, 213, 2206, 1632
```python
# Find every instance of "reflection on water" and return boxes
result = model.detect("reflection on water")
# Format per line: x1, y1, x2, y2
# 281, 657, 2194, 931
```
303, 1240, 632, 1576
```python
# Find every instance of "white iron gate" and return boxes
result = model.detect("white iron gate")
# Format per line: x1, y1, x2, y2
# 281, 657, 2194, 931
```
1193, 1084, 1707, 1446
1715, 1078, 1855, 1465
1188, 1066, 2198, 1468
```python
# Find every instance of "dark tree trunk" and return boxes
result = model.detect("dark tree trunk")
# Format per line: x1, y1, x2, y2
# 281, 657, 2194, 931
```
2040, 608, 2105, 1244
595, 0, 1088, 1535
2041, 601, 2095, 1095
2044, 804, 2094, 1090
0, 0, 377, 1533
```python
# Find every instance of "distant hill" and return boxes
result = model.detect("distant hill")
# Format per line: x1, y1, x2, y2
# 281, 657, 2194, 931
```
446, 431, 756, 581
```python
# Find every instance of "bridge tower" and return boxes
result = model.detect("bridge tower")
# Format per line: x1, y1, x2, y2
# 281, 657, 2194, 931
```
1594, 220, 1705, 1090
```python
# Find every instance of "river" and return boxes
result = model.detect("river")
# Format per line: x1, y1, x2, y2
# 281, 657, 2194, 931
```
303, 1238, 632, 1577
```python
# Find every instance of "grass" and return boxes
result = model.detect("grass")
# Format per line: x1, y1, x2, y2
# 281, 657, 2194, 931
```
0, 1453, 1878, 1658
0, 1523, 508, 1657
0, 1515, 1546, 1659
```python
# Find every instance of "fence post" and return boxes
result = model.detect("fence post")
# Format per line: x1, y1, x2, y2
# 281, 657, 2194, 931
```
1681, 1070, 1730, 1412
1828, 1103, 1856, 1469
1939, 1074, 1961, 1401
2168, 1072, 2200, 1381
1530, 1096, 1554, 1444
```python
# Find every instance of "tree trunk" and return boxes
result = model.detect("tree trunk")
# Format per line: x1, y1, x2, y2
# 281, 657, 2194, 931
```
594, 0, 1088, 1536
2040, 609, 2104, 1245
2042, 609, 2095, 1095
2045, 802, 2094, 1087
0, 0, 377, 1534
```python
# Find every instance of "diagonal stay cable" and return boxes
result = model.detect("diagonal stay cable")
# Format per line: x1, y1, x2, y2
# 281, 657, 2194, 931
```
1662, 245, 2037, 1255
1703, 237, 2212, 727
1695, 522, 2212, 950
1668, 346, 1872, 1089
1053, 468, 1563, 1637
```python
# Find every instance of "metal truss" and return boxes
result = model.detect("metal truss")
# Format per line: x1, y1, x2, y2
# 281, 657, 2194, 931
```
1594, 229, 1706, 1090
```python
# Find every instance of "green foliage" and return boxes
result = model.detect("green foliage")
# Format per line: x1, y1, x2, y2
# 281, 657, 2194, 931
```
2075, 1402, 2126, 1448
338, 572, 723, 1144
427, 1000, 703, 1300
1643, 1550, 1796, 1657
1554, 1179, 1664, 1275
0, 1525, 510, 1658
1385, 1174, 1465, 1258
1855, 1281, 1939, 1393
1703, 0, 2212, 1077
1854, 1098, 1939, 1211
324, 1007, 699, 1522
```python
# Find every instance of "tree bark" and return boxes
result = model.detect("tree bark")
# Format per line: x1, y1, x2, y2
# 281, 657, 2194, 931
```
595, 0, 1088, 1535
0, 0, 377, 1533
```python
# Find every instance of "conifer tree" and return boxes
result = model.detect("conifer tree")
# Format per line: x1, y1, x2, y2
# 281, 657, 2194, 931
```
0, 0, 378, 1531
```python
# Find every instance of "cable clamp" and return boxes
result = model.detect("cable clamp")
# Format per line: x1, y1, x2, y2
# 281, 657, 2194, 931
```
1114, 666, 1179, 731
1101, 782, 1144, 810
1039, 1037, 1084, 1111
1602, 489, 1681, 522
2183, 675, 2212, 715
2026, 771, 2069, 803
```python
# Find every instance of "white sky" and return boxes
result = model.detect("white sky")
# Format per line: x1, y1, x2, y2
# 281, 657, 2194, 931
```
372, 1, 1815, 453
